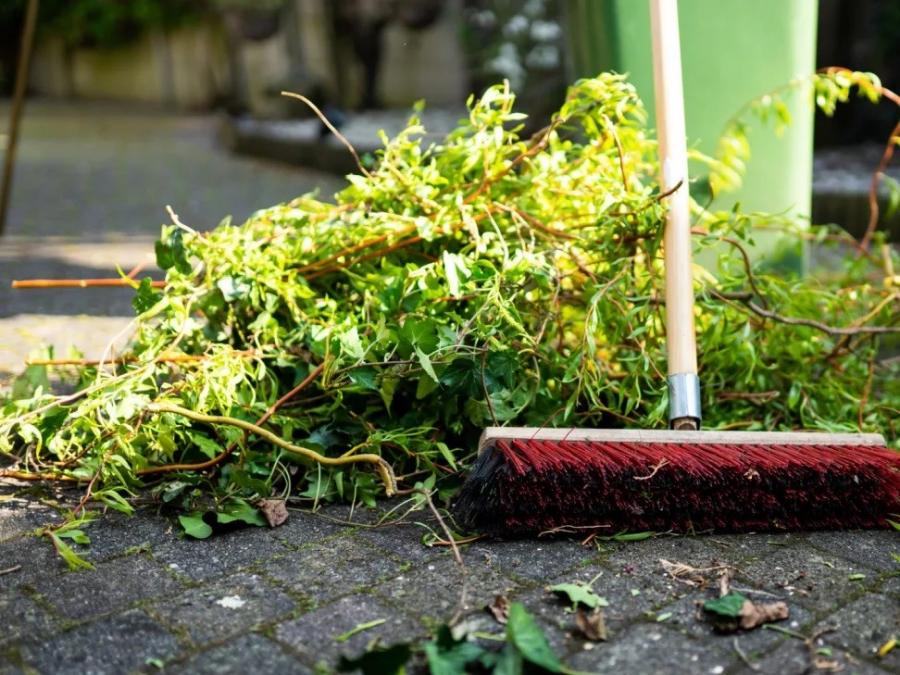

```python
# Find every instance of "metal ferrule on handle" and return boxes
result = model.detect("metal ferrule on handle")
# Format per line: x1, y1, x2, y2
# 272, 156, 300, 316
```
650, 0, 701, 429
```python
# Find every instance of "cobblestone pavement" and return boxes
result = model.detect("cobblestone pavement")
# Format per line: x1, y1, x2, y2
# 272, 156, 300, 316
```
1, 493, 898, 675
1, 103, 899, 674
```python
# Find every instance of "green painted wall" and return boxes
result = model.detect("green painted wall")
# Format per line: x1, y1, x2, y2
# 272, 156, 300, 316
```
565, 0, 818, 220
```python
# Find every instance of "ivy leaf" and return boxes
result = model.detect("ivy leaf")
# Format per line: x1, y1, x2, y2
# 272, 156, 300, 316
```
506, 602, 563, 672
217, 276, 251, 303
424, 625, 485, 675
178, 514, 213, 539
703, 592, 747, 618
339, 327, 365, 360
216, 500, 266, 527
154, 228, 191, 274
548, 583, 608, 610
348, 367, 378, 391
336, 643, 411, 674
132, 277, 162, 314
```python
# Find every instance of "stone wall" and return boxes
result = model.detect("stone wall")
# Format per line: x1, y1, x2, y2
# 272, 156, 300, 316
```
25, 1, 469, 114
28, 22, 231, 111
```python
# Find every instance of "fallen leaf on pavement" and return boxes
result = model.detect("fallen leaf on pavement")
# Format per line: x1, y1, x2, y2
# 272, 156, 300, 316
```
575, 608, 607, 641
738, 599, 789, 630
486, 594, 509, 625
660, 558, 731, 588
548, 582, 608, 610
704, 592, 789, 632
878, 636, 897, 658
256, 499, 288, 528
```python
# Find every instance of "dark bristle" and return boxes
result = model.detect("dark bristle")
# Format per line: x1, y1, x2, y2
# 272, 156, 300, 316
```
452, 439, 900, 535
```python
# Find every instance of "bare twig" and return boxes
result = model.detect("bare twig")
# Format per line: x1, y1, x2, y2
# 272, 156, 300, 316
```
859, 120, 900, 253
633, 458, 669, 481
733, 637, 760, 671
418, 488, 470, 625
281, 91, 371, 177
0, 565, 22, 576
12, 278, 165, 289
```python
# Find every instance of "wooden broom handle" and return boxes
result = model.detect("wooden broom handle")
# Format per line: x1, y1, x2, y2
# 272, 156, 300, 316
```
650, 0, 697, 377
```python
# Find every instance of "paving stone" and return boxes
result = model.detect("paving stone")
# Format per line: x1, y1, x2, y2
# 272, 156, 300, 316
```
152, 526, 290, 581
18, 609, 178, 675
879, 573, 900, 598
466, 537, 588, 581
168, 633, 310, 674
0, 589, 58, 649
149, 572, 296, 645
0, 498, 64, 542
812, 594, 900, 667
372, 556, 519, 626
31, 553, 183, 621
807, 531, 900, 573
550, 560, 691, 628
705, 532, 810, 565
273, 593, 422, 670
268, 508, 352, 549
748, 640, 893, 675
0, 534, 66, 591
356, 521, 448, 564
566, 623, 737, 675
266, 533, 405, 604
603, 535, 731, 576
737, 540, 879, 614
655, 589, 814, 660
70, 509, 176, 562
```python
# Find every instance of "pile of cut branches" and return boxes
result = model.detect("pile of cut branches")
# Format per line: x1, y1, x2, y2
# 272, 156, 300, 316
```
1, 72, 897, 544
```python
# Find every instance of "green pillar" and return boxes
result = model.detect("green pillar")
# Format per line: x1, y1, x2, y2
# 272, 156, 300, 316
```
564, 0, 818, 221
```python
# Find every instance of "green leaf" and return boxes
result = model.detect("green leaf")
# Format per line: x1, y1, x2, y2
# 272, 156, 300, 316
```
491, 644, 523, 675
336, 643, 411, 674
424, 625, 485, 675
339, 327, 365, 360
703, 592, 747, 618
886, 518, 900, 531
656, 612, 672, 622
178, 514, 213, 539
348, 367, 378, 391
155, 228, 191, 274
188, 432, 222, 459
610, 531, 654, 542
49, 534, 94, 570
415, 347, 439, 383
847, 573, 866, 581
57, 529, 90, 545
216, 500, 266, 527
548, 583, 608, 610
506, 602, 563, 672
132, 277, 163, 314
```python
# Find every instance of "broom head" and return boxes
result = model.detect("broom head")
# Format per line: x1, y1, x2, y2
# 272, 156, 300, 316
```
452, 428, 900, 535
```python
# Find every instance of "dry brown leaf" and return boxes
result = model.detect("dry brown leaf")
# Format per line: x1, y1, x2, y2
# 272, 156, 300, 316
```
486, 595, 509, 625
812, 657, 844, 672
575, 608, 608, 641
256, 499, 288, 528
739, 599, 789, 630
660, 558, 730, 588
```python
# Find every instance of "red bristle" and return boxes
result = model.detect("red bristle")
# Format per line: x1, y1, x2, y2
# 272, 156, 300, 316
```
452, 439, 900, 535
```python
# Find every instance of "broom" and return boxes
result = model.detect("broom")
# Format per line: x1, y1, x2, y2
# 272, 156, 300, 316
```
452, 0, 900, 535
